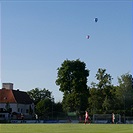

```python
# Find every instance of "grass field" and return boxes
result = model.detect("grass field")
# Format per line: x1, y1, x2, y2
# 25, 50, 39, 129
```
0, 124, 133, 133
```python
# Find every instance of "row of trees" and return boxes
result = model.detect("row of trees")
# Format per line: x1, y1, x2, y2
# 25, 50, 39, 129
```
27, 88, 63, 119
89, 69, 133, 115
27, 59, 133, 119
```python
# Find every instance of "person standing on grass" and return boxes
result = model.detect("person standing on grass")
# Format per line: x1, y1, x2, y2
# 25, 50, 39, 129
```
35, 114, 39, 123
85, 111, 90, 124
112, 113, 115, 124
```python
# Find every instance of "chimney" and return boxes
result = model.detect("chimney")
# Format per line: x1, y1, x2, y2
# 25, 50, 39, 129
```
2, 83, 13, 90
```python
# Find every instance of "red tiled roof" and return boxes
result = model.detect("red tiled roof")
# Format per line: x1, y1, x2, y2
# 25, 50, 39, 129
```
0, 88, 16, 103
0, 88, 33, 104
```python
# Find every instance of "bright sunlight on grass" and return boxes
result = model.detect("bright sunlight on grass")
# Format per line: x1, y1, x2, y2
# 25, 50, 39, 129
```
0, 124, 133, 133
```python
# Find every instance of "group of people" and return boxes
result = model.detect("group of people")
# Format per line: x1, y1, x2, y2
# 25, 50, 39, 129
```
84, 111, 115, 124
35, 111, 115, 124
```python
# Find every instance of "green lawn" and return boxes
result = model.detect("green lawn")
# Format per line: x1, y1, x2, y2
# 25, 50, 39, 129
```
0, 124, 133, 133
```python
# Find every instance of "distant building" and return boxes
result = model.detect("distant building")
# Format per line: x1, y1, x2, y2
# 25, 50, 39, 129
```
0, 83, 34, 120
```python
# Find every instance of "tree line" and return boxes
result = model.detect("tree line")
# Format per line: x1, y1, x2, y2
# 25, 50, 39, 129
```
27, 59, 133, 119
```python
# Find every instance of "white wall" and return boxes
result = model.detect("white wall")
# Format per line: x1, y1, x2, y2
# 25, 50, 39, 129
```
0, 103, 34, 115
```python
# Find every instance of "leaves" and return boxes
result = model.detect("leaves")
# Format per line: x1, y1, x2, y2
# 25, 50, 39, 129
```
56, 59, 89, 113
27, 88, 52, 104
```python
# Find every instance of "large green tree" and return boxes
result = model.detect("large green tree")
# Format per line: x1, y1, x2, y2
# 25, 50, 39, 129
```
88, 68, 116, 114
95, 68, 112, 89
27, 88, 53, 118
116, 73, 133, 115
27, 88, 52, 105
56, 59, 89, 113
36, 98, 53, 119
89, 70, 133, 115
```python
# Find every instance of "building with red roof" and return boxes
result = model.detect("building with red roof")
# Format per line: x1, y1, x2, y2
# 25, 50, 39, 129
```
0, 83, 34, 120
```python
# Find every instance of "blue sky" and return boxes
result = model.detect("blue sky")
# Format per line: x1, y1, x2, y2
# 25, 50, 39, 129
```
0, 0, 132, 102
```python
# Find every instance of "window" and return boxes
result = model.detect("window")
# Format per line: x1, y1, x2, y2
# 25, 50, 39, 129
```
0, 108, 4, 112
0, 114, 5, 118
9, 108, 12, 113
26, 109, 29, 113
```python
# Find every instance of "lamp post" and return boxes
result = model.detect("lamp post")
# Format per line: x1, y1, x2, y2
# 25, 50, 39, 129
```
131, 105, 133, 116
123, 95, 125, 123
52, 96, 54, 120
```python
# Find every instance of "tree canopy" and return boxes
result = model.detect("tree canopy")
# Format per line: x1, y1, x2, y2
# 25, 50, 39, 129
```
88, 71, 133, 115
27, 60, 133, 119
56, 59, 89, 113
27, 88, 52, 105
